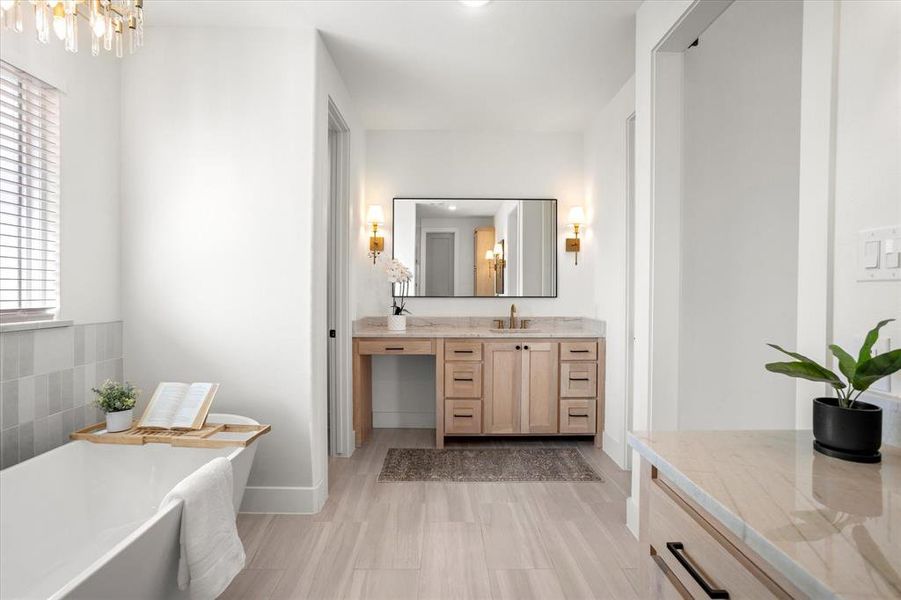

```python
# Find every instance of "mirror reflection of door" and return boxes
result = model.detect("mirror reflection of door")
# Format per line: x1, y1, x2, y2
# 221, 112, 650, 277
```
425, 232, 455, 296
473, 227, 495, 296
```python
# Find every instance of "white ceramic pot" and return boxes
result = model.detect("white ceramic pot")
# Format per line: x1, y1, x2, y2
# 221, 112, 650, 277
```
105, 408, 134, 433
387, 315, 407, 331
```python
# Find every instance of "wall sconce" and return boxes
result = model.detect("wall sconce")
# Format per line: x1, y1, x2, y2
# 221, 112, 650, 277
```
566, 206, 585, 265
484, 249, 495, 274
486, 240, 506, 294
367, 205, 385, 264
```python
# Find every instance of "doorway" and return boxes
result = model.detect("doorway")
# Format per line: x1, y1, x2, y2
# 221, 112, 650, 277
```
424, 231, 455, 296
327, 99, 352, 457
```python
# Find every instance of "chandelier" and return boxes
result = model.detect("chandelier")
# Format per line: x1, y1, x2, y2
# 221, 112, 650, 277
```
0, 0, 144, 57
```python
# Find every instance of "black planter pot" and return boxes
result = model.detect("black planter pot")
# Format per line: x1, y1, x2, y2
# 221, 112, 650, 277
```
812, 397, 882, 463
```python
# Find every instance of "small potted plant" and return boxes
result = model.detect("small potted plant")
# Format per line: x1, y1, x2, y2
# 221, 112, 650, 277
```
92, 379, 140, 433
766, 319, 900, 463
385, 258, 412, 331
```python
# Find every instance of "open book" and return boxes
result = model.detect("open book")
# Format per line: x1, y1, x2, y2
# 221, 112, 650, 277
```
137, 382, 219, 430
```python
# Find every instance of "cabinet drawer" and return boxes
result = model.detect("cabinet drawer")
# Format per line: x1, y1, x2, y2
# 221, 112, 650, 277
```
559, 399, 596, 433
357, 339, 434, 355
445, 340, 482, 361
649, 475, 783, 599
560, 341, 597, 361
445, 363, 482, 398
445, 400, 482, 434
560, 362, 597, 398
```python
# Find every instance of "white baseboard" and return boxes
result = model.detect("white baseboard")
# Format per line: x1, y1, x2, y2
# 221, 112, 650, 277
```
626, 496, 639, 540
373, 411, 436, 428
240, 479, 327, 514
602, 431, 628, 470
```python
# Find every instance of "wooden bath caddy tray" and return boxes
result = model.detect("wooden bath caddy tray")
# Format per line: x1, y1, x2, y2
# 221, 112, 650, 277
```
70, 421, 271, 448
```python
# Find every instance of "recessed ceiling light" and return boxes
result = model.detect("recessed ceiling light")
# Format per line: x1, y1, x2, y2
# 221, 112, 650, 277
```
448, 205, 457, 211
459, 0, 491, 7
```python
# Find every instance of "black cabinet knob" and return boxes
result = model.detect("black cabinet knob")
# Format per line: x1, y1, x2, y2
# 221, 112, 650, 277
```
515, 345, 521, 350
524, 345, 530, 350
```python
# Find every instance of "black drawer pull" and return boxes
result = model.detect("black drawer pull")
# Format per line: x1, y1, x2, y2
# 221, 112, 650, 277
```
666, 542, 729, 599
453, 377, 474, 382
569, 377, 590, 381
453, 412, 473, 418
454, 350, 474, 354
569, 349, 591, 353
385, 346, 405, 351
569, 412, 589, 418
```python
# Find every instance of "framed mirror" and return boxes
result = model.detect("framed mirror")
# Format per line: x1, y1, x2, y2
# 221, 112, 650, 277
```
392, 198, 557, 298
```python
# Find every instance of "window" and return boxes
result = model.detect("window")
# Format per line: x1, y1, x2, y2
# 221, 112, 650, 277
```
0, 61, 60, 322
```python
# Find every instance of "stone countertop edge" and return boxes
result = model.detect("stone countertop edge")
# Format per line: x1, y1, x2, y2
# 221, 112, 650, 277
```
627, 432, 838, 600
352, 317, 606, 339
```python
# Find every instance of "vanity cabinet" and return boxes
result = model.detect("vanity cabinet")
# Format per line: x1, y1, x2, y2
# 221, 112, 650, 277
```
457, 338, 599, 438
352, 332, 605, 448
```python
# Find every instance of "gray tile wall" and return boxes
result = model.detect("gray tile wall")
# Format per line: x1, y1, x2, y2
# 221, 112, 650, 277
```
0, 322, 123, 469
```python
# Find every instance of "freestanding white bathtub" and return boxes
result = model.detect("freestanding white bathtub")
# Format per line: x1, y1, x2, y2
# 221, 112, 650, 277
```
0, 413, 259, 600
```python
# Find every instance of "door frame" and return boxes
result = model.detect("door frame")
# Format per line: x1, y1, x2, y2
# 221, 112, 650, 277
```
419, 227, 457, 296
624, 112, 636, 469
327, 98, 353, 458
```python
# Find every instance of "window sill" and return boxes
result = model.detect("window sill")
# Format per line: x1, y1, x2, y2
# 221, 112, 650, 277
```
0, 320, 74, 333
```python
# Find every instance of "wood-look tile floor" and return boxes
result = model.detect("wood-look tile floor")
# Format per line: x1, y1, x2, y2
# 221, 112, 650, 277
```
221, 429, 639, 600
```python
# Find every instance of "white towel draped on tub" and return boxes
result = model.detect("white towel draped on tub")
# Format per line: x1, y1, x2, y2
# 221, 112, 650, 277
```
161, 456, 246, 600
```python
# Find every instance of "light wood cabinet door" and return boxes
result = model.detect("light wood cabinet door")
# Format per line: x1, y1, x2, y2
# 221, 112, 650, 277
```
522, 342, 559, 433
483, 341, 522, 434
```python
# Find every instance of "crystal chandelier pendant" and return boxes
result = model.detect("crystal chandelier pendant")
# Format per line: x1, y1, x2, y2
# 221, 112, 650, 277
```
114, 18, 123, 58
35, 1, 51, 44
103, 4, 113, 51
2, 0, 145, 56
65, 12, 77, 53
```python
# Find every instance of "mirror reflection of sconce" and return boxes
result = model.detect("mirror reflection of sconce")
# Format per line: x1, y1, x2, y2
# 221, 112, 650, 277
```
485, 240, 506, 295
566, 206, 585, 265
367, 205, 385, 264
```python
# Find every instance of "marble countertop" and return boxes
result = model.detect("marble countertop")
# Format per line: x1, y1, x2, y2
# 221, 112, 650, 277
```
353, 316, 605, 338
629, 430, 901, 600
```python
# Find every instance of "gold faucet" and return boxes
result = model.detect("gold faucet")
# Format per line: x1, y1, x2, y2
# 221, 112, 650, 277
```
509, 303, 517, 329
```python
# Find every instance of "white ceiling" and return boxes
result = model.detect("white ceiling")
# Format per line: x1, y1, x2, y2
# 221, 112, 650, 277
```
146, 0, 640, 131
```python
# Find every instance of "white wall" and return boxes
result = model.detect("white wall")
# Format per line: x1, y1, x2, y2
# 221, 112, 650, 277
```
831, 1, 901, 442
1, 16, 120, 324
678, 0, 802, 430
363, 130, 585, 426
120, 26, 322, 513
585, 76, 634, 468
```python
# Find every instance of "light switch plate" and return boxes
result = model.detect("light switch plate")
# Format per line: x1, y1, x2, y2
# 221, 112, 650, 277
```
858, 226, 901, 281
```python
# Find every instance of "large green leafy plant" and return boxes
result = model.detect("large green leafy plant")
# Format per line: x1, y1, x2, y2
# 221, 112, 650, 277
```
766, 319, 901, 408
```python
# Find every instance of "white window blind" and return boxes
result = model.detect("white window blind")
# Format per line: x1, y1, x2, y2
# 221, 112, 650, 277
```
0, 61, 60, 321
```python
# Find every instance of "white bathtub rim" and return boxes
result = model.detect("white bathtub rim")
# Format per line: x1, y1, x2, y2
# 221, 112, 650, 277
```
45, 412, 259, 600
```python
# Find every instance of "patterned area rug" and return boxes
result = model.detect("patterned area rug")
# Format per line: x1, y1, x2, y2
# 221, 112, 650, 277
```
378, 447, 604, 482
